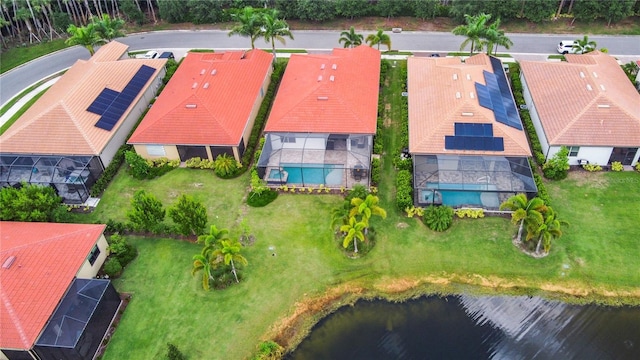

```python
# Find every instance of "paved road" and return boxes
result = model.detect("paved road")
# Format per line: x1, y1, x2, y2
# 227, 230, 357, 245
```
2, 30, 639, 105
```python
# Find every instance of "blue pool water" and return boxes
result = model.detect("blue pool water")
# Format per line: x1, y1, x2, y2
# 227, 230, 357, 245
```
282, 163, 338, 185
427, 183, 490, 207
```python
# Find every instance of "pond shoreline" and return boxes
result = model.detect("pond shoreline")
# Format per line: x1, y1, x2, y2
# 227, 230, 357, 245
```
265, 275, 640, 355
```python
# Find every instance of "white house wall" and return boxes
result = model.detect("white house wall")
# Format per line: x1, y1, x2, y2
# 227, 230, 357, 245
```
520, 71, 552, 159
76, 234, 109, 279
547, 145, 613, 166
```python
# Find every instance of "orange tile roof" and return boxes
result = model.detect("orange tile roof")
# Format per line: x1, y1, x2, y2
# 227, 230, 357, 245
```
519, 51, 640, 147
0, 41, 166, 156
408, 54, 531, 156
0, 222, 106, 350
128, 50, 273, 146
264, 45, 380, 134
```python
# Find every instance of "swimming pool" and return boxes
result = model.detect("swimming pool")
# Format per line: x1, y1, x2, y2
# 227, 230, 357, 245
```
426, 183, 499, 208
281, 163, 343, 186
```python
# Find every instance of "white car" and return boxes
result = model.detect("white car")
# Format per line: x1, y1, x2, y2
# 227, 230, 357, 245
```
556, 40, 593, 55
135, 50, 159, 59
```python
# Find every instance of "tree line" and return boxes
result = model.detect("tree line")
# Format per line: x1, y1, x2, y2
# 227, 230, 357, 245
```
2, 0, 638, 49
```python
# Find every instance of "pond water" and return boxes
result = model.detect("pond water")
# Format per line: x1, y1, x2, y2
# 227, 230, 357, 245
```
288, 295, 640, 360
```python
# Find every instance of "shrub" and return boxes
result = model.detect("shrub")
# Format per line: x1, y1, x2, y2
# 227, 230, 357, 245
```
214, 153, 241, 178
611, 161, 623, 171
166, 342, 186, 360
636, 162, 640, 172
543, 146, 570, 180
0, 183, 62, 222
533, 174, 550, 205
103, 258, 122, 277
455, 208, 485, 219
422, 205, 454, 232
396, 170, 413, 211
252, 340, 283, 360
247, 189, 278, 207
346, 184, 369, 203
126, 190, 165, 233
371, 157, 381, 185
185, 157, 215, 169
168, 194, 208, 236
107, 233, 138, 267
583, 164, 602, 172
405, 206, 424, 218
91, 144, 131, 197
105, 219, 127, 234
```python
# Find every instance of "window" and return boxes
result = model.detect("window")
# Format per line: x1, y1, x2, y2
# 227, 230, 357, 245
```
146, 145, 166, 156
567, 146, 580, 157
282, 136, 296, 143
88, 245, 100, 266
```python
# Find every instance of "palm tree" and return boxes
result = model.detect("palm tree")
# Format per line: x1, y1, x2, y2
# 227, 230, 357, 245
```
535, 207, 568, 255
93, 13, 125, 42
213, 239, 247, 283
340, 216, 367, 253
198, 225, 229, 247
339, 26, 363, 48
330, 200, 351, 230
65, 23, 105, 55
365, 29, 391, 51
573, 35, 597, 54
260, 9, 293, 65
192, 247, 216, 291
349, 194, 387, 227
452, 13, 492, 55
499, 194, 547, 244
228, 6, 263, 49
484, 18, 512, 56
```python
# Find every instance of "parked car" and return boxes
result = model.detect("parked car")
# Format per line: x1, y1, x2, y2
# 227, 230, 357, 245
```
556, 40, 592, 55
136, 50, 159, 59
159, 52, 175, 59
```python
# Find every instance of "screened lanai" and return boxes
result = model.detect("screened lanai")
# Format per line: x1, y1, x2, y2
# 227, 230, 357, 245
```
257, 133, 372, 188
413, 155, 537, 209
0, 155, 102, 204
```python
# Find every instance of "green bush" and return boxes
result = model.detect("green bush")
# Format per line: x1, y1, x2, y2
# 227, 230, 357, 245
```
543, 146, 570, 180
246, 189, 278, 207
583, 164, 602, 172
533, 174, 550, 205
422, 205, 454, 232
251, 340, 283, 360
396, 170, 413, 211
185, 157, 215, 169
611, 161, 624, 171
107, 233, 138, 267
91, 144, 131, 197
636, 162, 640, 172
346, 184, 369, 203
214, 153, 241, 178
103, 258, 122, 277
371, 157, 381, 185
166, 342, 186, 360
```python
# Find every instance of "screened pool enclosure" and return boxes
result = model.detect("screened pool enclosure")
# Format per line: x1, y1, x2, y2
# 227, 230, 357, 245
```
413, 155, 537, 209
257, 133, 372, 188
0, 155, 102, 204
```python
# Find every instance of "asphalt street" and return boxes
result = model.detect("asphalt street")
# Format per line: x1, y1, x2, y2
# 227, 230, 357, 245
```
1, 30, 639, 105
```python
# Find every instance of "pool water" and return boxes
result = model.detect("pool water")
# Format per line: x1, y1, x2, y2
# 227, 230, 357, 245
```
282, 163, 340, 185
427, 183, 490, 207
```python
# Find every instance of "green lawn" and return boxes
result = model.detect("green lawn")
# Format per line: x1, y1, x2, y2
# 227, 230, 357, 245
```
95, 63, 640, 360
0, 39, 70, 74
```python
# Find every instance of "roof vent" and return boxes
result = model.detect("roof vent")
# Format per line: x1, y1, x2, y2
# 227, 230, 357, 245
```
211, 69, 217, 75
330, 75, 335, 82
597, 104, 610, 108
321, 64, 325, 70
192, 82, 198, 89
462, 112, 473, 116
203, 83, 210, 89
317, 96, 329, 101
580, 71, 585, 78
185, 104, 197, 108
600, 84, 606, 91
317, 75, 322, 82
200, 69, 205, 75
586, 84, 593, 91
453, 73, 458, 80
466, 74, 471, 80
469, 92, 475, 99
455, 92, 461, 99
593, 72, 598, 78
2, 256, 16, 269
332, 64, 337, 70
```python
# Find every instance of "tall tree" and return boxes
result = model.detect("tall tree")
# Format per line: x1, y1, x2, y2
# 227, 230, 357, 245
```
338, 26, 363, 48
0, 183, 62, 222
213, 239, 248, 283
65, 22, 105, 55
365, 28, 391, 51
260, 9, 293, 65
92, 13, 124, 42
340, 216, 366, 253
499, 194, 547, 244
349, 194, 387, 228
452, 12, 492, 55
228, 6, 262, 49
126, 189, 165, 233
198, 224, 230, 247
484, 17, 512, 55
192, 246, 216, 290
168, 194, 208, 237
335, 0, 369, 20
534, 207, 567, 255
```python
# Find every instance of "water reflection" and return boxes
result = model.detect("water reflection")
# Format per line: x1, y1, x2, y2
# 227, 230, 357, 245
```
288, 295, 640, 360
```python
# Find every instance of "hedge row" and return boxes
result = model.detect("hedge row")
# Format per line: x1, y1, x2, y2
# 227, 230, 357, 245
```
396, 170, 413, 211
240, 61, 288, 170
371, 157, 381, 186
90, 144, 131, 197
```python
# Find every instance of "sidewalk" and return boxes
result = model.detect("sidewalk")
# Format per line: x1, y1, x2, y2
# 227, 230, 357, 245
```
0, 77, 60, 127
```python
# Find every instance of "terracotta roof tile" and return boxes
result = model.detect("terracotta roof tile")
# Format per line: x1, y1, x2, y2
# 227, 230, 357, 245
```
128, 50, 273, 145
408, 54, 531, 156
264, 46, 380, 134
0, 41, 166, 156
519, 51, 640, 146
0, 222, 106, 350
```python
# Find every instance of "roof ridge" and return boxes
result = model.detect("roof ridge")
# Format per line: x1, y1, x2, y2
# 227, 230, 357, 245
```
550, 93, 602, 144
0, 291, 31, 349
63, 101, 100, 153
0, 224, 104, 254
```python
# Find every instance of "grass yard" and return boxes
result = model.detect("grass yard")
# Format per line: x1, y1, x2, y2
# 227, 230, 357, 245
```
96, 62, 639, 359
0, 39, 69, 74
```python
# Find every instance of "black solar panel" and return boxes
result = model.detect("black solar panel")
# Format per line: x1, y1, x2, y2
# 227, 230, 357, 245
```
474, 65, 523, 131
454, 123, 494, 137
94, 65, 156, 131
87, 88, 119, 115
445, 135, 504, 151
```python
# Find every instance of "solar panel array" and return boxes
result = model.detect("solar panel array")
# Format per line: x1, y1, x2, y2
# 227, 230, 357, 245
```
88, 65, 156, 131
474, 59, 523, 130
445, 122, 505, 151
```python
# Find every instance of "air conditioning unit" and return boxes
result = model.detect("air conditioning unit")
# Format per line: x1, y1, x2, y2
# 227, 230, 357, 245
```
578, 159, 589, 165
